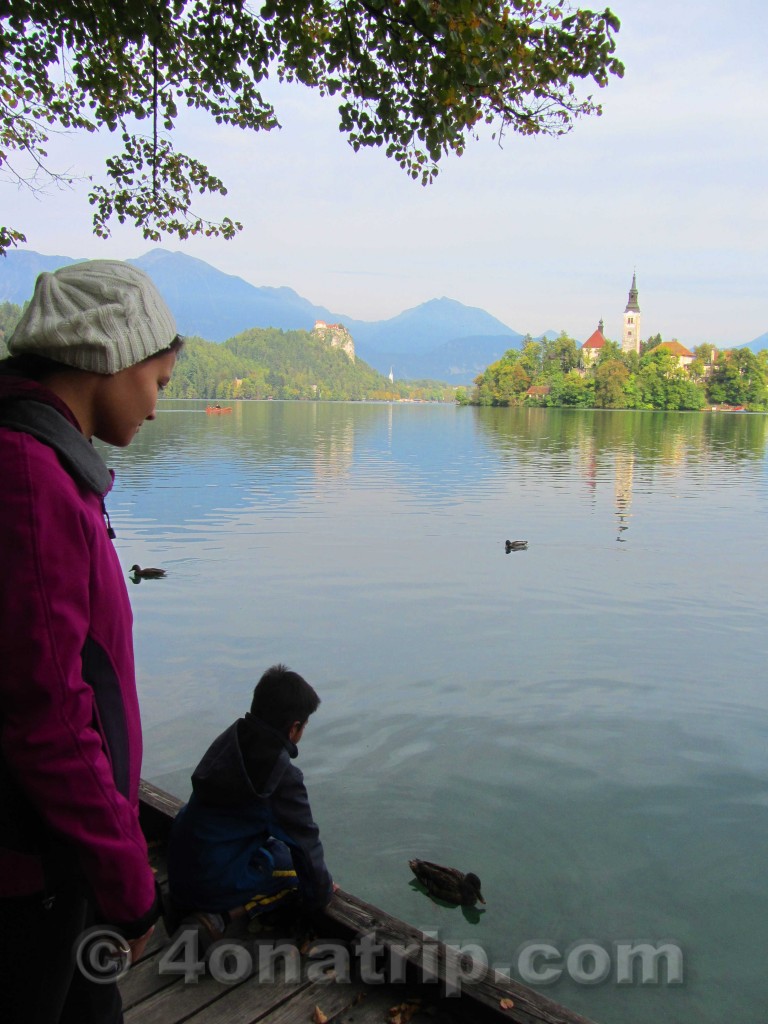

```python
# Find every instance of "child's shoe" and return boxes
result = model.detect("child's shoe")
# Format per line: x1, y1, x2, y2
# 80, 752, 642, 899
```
179, 911, 228, 955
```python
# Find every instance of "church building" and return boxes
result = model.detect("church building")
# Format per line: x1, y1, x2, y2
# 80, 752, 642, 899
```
580, 274, 645, 365
581, 319, 607, 366
622, 272, 642, 354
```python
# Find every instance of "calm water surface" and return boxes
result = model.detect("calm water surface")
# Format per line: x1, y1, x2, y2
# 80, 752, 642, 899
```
98, 402, 768, 1024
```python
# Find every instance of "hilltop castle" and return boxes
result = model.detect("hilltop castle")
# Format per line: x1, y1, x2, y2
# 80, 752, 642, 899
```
312, 320, 355, 362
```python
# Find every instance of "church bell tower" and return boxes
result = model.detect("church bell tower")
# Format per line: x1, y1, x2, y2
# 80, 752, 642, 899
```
622, 272, 642, 354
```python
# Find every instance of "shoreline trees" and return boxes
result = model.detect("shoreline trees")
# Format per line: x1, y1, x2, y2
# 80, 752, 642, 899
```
2, 300, 766, 408
465, 335, 768, 411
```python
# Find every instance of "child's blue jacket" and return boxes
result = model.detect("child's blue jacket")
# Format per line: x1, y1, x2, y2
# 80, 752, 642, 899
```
167, 714, 333, 912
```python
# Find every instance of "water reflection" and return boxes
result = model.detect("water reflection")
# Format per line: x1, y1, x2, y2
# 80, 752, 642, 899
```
99, 402, 768, 1024
476, 407, 768, 465
614, 449, 634, 542
475, 408, 768, 548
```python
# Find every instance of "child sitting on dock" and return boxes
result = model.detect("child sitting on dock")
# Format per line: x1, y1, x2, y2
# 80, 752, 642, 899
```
167, 664, 334, 944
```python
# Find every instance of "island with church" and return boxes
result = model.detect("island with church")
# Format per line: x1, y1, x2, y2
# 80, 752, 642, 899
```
464, 274, 767, 411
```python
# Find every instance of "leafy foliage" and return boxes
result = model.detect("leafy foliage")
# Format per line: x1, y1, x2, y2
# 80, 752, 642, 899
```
0, 299, 23, 353
470, 334, 768, 411
163, 329, 456, 402
594, 358, 629, 408
707, 347, 767, 408
1, 0, 623, 251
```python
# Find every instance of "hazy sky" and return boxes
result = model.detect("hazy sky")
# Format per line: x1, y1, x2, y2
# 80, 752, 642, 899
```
5, 0, 767, 345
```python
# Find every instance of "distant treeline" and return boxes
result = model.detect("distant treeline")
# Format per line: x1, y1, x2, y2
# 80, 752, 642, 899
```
461, 333, 768, 411
0, 304, 454, 403
166, 332, 455, 402
3, 302, 766, 410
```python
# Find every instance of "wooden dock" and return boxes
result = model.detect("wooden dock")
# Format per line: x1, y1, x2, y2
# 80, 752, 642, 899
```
122, 781, 599, 1024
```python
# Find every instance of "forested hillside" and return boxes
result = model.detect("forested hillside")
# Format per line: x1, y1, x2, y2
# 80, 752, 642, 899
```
167, 329, 390, 401
0, 302, 453, 401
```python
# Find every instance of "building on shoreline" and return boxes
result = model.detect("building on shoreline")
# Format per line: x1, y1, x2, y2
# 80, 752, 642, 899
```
622, 272, 642, 355
580, 275, 643, 365
581, 319, 607, 366
647, 340, 694, 368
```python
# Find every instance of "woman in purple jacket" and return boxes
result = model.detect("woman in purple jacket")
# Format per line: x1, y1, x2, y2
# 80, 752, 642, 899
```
0, 261, 182, 1023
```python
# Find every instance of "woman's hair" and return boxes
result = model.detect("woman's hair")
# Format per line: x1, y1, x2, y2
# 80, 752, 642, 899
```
250, 663, 321, 733
162, 335, 186, 357
0, 352, 66, 380
0, 335, 184, 381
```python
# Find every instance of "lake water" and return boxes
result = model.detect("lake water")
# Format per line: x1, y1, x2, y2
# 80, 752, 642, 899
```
98, 402, 768, 1024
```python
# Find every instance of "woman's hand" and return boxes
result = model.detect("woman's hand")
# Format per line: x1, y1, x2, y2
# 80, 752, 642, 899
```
128, 926, 155, 965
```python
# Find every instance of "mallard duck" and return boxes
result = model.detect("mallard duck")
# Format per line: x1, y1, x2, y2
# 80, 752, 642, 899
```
505, 539, 528, 552
409, 859, 485, 907
129, 564, 167, 579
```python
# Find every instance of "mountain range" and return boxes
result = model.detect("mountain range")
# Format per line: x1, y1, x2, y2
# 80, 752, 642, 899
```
1, 249, 765, 382
0, 249, 532, 382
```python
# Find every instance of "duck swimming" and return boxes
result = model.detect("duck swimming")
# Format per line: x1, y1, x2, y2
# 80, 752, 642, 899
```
129, 564, 167, 579
505, 540, 528, 552
409, 859, 485, 907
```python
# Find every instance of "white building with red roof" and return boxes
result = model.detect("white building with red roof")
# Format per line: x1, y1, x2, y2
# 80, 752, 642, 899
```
581, 320, 607, 366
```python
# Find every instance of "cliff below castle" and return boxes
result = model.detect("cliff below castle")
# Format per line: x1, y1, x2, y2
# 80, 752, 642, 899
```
312, 320, 355, 363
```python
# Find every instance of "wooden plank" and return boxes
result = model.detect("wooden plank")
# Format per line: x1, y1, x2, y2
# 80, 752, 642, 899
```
123, 925, 323, 1024
324, 890, 596, 1024
134, 782, 599, 1024
139, 778, 183, 844
318, 986, 466, 1024
140, 778, 184, 821
120, 948, 178, 1010
185, 976, 368, 1024
123, 965, 302, 1024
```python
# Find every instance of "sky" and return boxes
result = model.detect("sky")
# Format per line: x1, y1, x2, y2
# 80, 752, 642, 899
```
4, 0, 767, 346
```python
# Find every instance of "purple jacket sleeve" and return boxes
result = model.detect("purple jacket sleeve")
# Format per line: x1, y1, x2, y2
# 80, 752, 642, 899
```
0, 432, 157, 934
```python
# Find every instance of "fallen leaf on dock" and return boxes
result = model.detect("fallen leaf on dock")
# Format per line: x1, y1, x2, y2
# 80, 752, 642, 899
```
499, 997, 515, 1010
388, 1000, 422, 1023
312, 1007, 328, 1024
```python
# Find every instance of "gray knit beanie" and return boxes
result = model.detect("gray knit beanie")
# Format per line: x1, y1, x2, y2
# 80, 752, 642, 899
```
8, 260, 177, 374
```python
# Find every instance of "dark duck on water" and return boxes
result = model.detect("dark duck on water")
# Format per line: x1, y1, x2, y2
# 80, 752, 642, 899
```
409, 859, 485, 907
129, 564, 167, 580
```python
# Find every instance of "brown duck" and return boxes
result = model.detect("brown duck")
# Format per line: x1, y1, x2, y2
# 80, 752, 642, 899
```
129, 564, 167, 580
409, 859, 485, 907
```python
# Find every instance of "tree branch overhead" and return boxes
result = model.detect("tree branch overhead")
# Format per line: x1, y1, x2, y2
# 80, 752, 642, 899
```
0, 0, 623, 253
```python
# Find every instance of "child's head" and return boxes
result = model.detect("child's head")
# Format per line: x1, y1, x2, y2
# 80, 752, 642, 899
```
250, 664, 320, 739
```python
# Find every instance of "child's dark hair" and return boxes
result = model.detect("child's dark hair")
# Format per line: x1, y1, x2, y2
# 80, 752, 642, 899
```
250, 664, 320, 733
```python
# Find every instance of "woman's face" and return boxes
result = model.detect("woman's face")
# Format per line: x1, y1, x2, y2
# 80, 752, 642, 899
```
91, 350, 177, 447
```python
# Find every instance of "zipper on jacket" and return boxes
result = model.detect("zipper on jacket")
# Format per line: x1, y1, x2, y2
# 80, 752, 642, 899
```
101, 500, 116, 539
